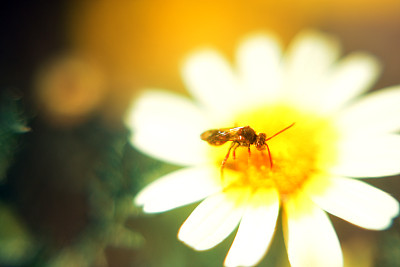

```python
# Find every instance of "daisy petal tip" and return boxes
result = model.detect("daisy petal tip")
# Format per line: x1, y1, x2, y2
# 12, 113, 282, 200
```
134, 198, 166, 214
352, 52, 380, 67
223, 249, 263, 267
307, 177, 400, 231
177, 227, 206, 251
295, 29, 341, 51
393, 199, 400, 216
344, 52, 381, 78
133, 195, 142, 207
133, 197, 162, 214
223, 256, 242, 267
182, 49, 221, 71
372, 210, 399, 230
382, 198, 400, 229
181, 46, 240, 114
239, 31, 281, 46
133, 188, 148, 207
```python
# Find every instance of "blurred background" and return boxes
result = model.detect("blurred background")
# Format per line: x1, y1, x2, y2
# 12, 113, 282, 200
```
1, 0, 400, 266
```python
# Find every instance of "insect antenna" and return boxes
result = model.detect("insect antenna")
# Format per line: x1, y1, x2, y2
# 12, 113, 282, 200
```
263, 122, 295, 168
265, 122, 295, 141
265, 143, 272, 168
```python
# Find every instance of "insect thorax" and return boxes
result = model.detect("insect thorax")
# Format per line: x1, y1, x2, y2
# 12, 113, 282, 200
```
240, 126, 258, 145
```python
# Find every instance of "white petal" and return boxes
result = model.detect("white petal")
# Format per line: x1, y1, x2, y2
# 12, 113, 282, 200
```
335, 85, 400, 135
182, 50, 240, 119
283, 30, 340, 104
134, 167, 221, 213
224, 188, 279, 267
332, 134, 400, 177
317, 53, 380, 113
283, 193, 343, 267
126, 90, 209, 166
236, 33, 282, 101
178, 188, 251, 251
305, 176, 399, 230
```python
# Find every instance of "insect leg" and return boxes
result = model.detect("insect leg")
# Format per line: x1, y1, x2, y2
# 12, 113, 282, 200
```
232, 143, 240, 160
221, 142, 237, 177
265, 143, 273, 168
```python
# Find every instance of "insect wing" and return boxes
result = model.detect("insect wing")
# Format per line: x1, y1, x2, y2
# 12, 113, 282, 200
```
200, 127, 244, 146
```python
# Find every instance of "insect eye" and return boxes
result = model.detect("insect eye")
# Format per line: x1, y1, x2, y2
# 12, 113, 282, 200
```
255, 133, 266, 148
258, 133, 266, 139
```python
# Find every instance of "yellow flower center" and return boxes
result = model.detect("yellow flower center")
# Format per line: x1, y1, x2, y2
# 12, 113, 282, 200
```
209, 104, 339, 197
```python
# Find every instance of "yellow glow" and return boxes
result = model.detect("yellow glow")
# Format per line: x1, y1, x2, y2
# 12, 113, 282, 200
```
68, 0, 311, 121
34, 56, 106, 126
207, 104, 339, 196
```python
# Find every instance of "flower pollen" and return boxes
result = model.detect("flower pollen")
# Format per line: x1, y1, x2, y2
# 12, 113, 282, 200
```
213, 104, 339, 198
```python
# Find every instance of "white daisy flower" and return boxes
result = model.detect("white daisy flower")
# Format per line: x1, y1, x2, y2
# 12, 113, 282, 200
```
126, 30, 400, 267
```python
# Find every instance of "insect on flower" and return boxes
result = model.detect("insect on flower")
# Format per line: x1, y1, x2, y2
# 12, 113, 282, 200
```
201, 123, 295, 175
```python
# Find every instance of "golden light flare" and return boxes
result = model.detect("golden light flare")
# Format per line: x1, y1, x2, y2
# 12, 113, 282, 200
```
67, 0, 311, 120
34, 55, 107, 127
67, 0, 400, 89
66, 0, 400, 124
68, 0, 303, 81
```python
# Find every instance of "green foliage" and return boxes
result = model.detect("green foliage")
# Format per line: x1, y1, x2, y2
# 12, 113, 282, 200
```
0, 91, 28, 182
376, 225, 400, 267
0, 202, 37, 265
